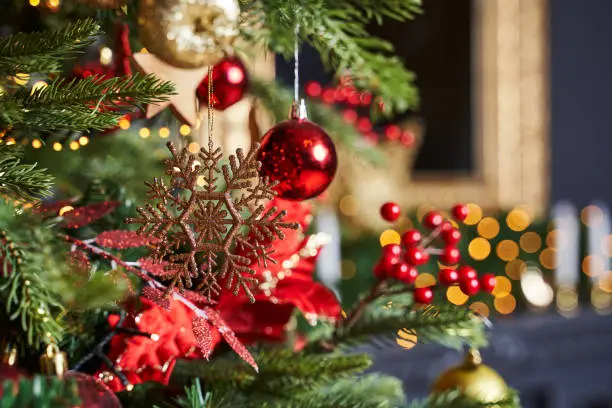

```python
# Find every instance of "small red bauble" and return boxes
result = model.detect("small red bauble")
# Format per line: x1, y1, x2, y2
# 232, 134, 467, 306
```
414, 287, 434, 304
441, 228, 461, 245
257, 114, 338, 201
381, 255, 399, 275
438, 269, 459, 286
480, 273, 497, 293
452, 204, 469, 222
393, 263, 418, 284
457, 266, 477, 280
380, 202, 401, 222
402, 229, 422, 247
405, 247, 428, 265
460, 277, 480, 296
440, 246, 461, 265
423, 211, 443, 229
197, 57, 249, 111
383, 244, 402, 258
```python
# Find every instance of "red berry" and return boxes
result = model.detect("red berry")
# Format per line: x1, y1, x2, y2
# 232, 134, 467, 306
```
423, 211, 443, 229
438, 269, 459, 286
405, 247, 428, 265
440, 246, 460, 265
381, 255, 399, 274
373, 262, 386, 280
380, 202, 401, 222
383, 244, 402, 258
402, 229, 422, 247
452, 204, 469, 222
440, 221, 453, 232
480, 273, 497, 293
414, 287, 434, 304
393, 263, 418, 284
441, 228, 461, 245
460, 277, 480, 296
457, 265, 477, 280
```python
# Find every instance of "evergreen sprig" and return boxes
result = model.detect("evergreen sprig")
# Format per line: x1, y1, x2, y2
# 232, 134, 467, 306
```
408, 389, 521, 408
0, 18, 100, 75
242, 0, 420, 116
0, 376, 81, 408
0, 144, 53, 202
1, 73, 174, 131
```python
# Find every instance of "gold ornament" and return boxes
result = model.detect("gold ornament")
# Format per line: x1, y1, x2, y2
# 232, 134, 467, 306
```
138, 0, 240, 68
432, 348, 509, 404
74, 0, 127, 8
40, 344, 68, 377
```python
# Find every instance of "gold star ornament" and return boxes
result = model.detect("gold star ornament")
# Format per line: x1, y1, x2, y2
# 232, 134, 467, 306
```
132, 52, 207, 126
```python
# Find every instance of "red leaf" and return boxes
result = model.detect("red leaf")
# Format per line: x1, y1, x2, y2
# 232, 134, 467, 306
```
139, 258, 179, 278
62, 202, 120, 229
192, 316, 214, 359
96, 230, 159, 249
204, 307, 258, 371
141, 286, 170, 310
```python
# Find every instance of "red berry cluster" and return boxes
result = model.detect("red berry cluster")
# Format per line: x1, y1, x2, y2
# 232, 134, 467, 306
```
375, 202, 495, 304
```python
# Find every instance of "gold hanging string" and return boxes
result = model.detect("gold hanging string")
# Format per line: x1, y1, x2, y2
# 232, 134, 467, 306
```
207, 65, 214, 149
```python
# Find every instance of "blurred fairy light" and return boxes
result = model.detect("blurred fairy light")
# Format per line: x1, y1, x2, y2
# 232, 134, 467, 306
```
591, 285, 612, 313
340, 260, 356, 280
396, 329, 418, 350
468, 237, 491, 261
492, 276, 512, 298
494, 294, 516, 315
31, 139, 42, 149
179, 124, 191, 136
507, 208, 531, 231
5, 138, 15, 145
539, 247, 557, 270
446, 286, 468, 305
556, 285, 578, 314
469, 301, 490, 318
414, 273, 436, 288
46, 0, 60, 10
188, 142, 200, 153
477, 217, 500, 239
581, 205, 604, 226
158, 127, 170, 139
52, 142, 62, 151
463, 203, 482, 225
496, 240, 519, 262
582, 255, 604, 277
99, 47, 113, 66
69, 141, 79, 150
29, 0, 40, 6
379, 229, 400, 247
118, 118, 131, 130
505, 259, 526, 280
520, 265, 553, 308
78, 136, 89, 146
520, 232, 542, 253
338, 195, 359, 216
139, 128, 150, 138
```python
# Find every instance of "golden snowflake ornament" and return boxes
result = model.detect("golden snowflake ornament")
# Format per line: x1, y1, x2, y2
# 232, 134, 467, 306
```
127, 140, 299, 302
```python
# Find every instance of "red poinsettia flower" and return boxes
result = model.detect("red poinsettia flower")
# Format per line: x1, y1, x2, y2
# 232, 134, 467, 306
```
95, 296, 221, 392
217, 198, 341, 344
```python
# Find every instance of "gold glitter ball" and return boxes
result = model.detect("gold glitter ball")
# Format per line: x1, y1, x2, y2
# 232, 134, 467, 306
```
138, 0, 240, 68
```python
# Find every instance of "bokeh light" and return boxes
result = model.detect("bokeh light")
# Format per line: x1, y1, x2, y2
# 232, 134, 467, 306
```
582, 255, 605, 277
539, 248, 557, 270
505, 259, 527, 280
496, 240, 519, 261
397, 216, 413, 231
520, 266, 553, 307
159, 127, 170, 139
468, 237, 491, 261
556, 286, 578, 313
494, 294, 516, 315
492, 276, 512, 297
52, 142, 62, 151
179, 124, 191, 136
599, 272, 612, 293
507, 208, 531, 231
139, 128, 150, 138
339, 195, 359, 216
415, 273, 436, 288
447, 286, 469, 305
99, 47, 113, 65
379, 229, 401, 247
591, 285, 612, 310
188, 142, 200, 153
464, 203, 483, 225
118, 118, 131, 130
341, 260, 356, 280
69, 141, 79, 150
519, 232, 542, 253
581, 205, 604, 226
602, 235, 612, 257
469, 302, 490, 318
396, 329, 418, 350
78, 136, 89, 146
546, 229, 567, 250
31, 139, 42, 149
477, 217, 500, 239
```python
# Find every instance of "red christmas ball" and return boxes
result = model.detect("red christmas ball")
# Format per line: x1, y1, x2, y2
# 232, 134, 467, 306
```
457, 266, 477, 280
258, 118, 337, 201
414, 287, 434, 304
380, 202, 401, 222
438, 269, 459, 286
460, 277, 480, 296
405, 247, 428, 265
394, 263, 418, 284
383, 244, 402, 258
480, 273, 497, 293
452, 204, 469, 222
440, 246, 460, 265
402, 229, 422, 247
423, 211, 443, 229
63, 371, 121, 408
196, 57, 248, 111
441, 228, 461, 245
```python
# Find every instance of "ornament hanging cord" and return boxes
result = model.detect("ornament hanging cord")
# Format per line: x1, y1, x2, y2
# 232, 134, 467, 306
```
294, 23, 300, 101
207, 65, 214, 148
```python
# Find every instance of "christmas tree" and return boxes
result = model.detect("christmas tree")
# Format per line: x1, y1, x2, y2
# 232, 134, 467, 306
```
0, 1, 521, 407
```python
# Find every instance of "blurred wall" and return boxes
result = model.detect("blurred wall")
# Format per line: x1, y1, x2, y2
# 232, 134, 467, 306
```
550, 0, 612, 208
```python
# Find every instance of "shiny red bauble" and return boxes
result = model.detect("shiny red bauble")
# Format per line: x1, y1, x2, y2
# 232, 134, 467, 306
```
460, 277, 480, 296
440, 246, 461, 265
480, 273, 497, 293
438, 269, 459, 286
405, 247, 428, 265
258, 118, 337, 201
380, 202, 401, 222
452, 204, 469, 222
383, 244, 402, 258
441, 228, 461, 245
423, 211, 443, 229
197, 57, 249, 111
402, 229, 422, 247
457, 265, 477, 280
413, 287, 434, 304
393, 263, 418, 284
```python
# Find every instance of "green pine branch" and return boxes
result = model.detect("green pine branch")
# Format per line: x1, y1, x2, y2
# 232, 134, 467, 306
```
0, 18, 100, 75
241, 0, 420, 116
1, 376, 81, 408
408, 389, 521, 408
1, 73, 174, 131
0, 144, 53, 202
250, 79, 385, 165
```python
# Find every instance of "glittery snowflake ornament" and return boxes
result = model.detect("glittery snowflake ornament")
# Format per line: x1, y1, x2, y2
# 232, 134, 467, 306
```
127, 140, 299, 302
